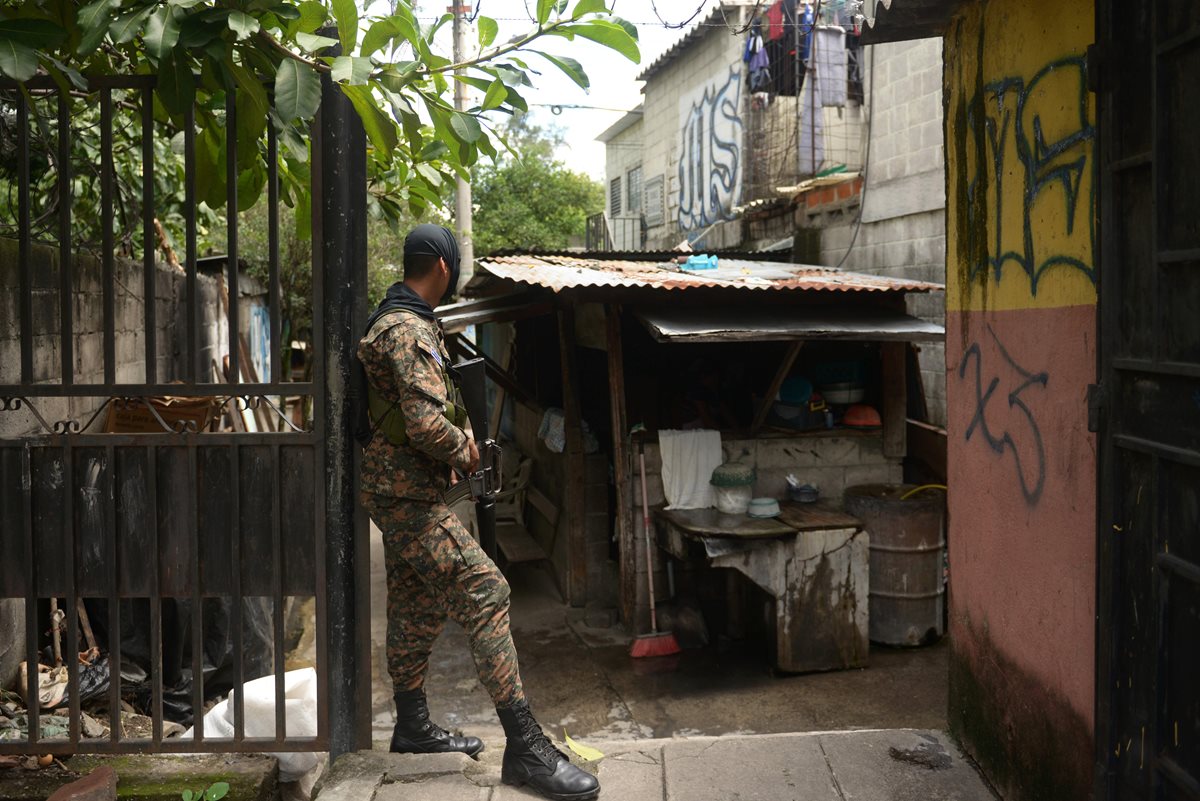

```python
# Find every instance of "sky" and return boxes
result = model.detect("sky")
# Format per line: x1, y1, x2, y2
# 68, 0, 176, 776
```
404, 0, 727, 179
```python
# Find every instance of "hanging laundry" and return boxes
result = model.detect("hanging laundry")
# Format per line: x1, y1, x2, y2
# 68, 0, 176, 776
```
766, 0, 785, 41
747, 33, 771, 92
813, 27, 848, 107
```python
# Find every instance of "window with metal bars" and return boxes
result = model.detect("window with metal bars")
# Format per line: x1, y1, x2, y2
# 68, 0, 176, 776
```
626, 165, 642, 215
609, 176, 622, 216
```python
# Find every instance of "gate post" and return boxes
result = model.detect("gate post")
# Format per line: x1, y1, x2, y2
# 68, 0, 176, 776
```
313, 64, 369, 758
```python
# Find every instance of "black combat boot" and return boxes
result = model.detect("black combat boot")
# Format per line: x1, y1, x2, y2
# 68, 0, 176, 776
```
390, 689, 484, 759
496, 701, 600, 801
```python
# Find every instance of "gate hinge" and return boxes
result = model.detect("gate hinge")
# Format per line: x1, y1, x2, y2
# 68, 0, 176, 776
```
1087, 382, 1106, 433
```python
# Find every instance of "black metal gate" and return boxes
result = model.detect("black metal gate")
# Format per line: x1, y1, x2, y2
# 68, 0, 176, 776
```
0, 71, 367, 756
1095, 0, 1200, 798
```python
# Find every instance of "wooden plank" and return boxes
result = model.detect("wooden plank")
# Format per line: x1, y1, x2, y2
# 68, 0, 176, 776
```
528, 485, 560, 526
558, 304, 588, 607
656, 507, 797, 539
881, 341, 907, 458
751, 341, 804, 432
496, 522, 548, 564
777, 501, 863, 531
605, 303, 638, 627
906, 418, 947, 481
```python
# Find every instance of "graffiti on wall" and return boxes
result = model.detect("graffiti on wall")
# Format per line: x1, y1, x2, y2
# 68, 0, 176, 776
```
958, 325, 1049, 505
961, 55, 1095, 295
677, 67, 743, 233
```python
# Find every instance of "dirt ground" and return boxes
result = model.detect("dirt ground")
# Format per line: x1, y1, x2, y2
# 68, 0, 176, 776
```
369, 525, 948, 747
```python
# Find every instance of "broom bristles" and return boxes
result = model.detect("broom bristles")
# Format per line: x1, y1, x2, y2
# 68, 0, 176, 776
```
630, 631, 681, 658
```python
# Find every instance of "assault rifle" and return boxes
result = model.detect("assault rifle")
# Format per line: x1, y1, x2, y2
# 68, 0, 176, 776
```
446, 358, 502, 559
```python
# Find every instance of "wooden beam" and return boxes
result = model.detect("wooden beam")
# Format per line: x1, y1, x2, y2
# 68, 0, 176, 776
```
881, 341, 907, 458
606, 304, 637, 626
751, 341, 804, 433
557, 305, 588, 607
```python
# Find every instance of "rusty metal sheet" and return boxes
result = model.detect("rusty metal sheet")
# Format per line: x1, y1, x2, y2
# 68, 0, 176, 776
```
478, 254, 943, 294
635, 305, 945, 343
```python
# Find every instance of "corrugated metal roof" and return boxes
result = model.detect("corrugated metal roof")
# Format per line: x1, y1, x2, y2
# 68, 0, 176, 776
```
635, 305, 945, 343
477, 254, 943, 294
636, 2, 757, 83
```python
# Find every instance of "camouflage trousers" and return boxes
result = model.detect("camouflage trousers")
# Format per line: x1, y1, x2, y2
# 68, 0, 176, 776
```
362, 492, 525, 707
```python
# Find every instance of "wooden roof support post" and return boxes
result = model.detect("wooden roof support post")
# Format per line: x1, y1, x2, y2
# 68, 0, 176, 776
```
881, 341, 907, 459
751, 341, 805, 433
605, 304, 637, 626
557, 302, 588, 607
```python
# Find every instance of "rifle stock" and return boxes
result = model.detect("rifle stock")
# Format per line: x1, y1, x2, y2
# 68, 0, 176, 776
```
449, 358, 501, 559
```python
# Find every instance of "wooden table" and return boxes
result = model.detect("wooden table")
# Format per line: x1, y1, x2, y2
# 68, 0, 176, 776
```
654, 502, 869, 673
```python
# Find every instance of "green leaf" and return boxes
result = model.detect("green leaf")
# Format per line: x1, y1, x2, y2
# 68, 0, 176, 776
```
481, 79, 507, 111
0, 19, 67, 49
43, 55, 87, 90
237, 163, 267, 211
195, 124, 227, 208
227, 11, 260, 41
503, 85, 528, 112
331, 0, 358, 52
341, 84, 398, 156
179, 14, 226, 48
272, 5, 302, 21
231, 62, 270, 155
536, 52, 588, 90
145, 6, 182, 60
415, 162, 442, 187
362, 17, 418, 57
169, 0, 207, 7
76, 0, 119, 56
419, 140, 450, 161
449, 111, 482, 143
571, 0, 609, 18
274, 59, 321, 120
156, 49, 195, 115
108, 7, 155, 45
205, 782, 230, 801
182, 791, 195, 801
536, 0, 556, 24
477, 16, 498, 48
557, 20, 639, 62
331, 55, 372, 85
0, 39, 38, 82
295, 31, 336, 52
294, 0, 327, 34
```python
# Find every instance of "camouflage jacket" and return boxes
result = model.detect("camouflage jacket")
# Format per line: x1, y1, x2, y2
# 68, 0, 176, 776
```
357, 310, 474, 501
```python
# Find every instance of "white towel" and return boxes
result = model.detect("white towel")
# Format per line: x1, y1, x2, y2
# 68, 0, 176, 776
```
814, 27, 848, 107
659, 429, 723, 510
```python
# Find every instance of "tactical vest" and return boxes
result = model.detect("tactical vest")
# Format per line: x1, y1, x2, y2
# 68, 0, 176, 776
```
366, 316, 468, 446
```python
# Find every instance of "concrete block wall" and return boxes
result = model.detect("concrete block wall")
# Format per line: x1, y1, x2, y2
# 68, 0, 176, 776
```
0, 238, 225, 437
626, 434, 901, 628
812, 38, 948, 427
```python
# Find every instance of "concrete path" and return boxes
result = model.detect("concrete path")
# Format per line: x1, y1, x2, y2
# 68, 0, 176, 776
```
315, 729, 998, 801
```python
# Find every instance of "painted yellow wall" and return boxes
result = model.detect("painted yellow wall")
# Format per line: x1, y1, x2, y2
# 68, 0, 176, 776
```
945, 0, 1097, 312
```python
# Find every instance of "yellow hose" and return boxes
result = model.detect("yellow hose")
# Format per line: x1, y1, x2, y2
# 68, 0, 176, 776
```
901, 483, 948, 501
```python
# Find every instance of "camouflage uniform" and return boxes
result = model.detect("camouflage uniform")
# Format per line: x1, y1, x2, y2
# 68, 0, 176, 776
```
358, 310, 525, 708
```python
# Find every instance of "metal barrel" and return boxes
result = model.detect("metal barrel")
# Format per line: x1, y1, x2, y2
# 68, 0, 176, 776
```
844, 484, 946, 647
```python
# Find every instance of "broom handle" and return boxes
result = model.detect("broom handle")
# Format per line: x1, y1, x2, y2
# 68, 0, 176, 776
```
639, 444, 660, 634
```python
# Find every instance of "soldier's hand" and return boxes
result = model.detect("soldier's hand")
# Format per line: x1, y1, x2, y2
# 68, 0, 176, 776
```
466, 438, 480, 473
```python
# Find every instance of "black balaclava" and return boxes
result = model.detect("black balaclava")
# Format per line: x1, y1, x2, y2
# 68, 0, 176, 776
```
364, 224, 461, 332
405, 223, 461, 303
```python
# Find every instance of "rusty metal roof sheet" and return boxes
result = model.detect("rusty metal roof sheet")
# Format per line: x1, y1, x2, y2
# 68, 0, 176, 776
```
477, 254, 943, 294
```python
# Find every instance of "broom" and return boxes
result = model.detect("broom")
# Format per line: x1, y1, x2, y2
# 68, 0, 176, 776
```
630, 438, 681, 658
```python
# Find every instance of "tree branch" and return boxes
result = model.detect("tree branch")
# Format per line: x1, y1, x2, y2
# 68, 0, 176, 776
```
255, 30, 332, 74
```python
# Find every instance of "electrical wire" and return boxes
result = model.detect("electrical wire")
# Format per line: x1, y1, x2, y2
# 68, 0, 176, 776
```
649, 0, 708, 28
719, 0, 765, 35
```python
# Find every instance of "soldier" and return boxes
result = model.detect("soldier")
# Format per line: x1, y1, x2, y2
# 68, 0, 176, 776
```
357, 224, 600, 801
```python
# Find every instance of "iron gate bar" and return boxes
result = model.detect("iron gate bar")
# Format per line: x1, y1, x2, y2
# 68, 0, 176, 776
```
268, 127, 281, 384
58, 91, 73, 386
21, 446, 38, 747
189, 445, 203, 743
230, 444, 244, 741
226, 87, 239, 387
0, 384, 317, 397
17, 91, 32, 384
64, 441, 81, 743
186, 103, 199, 384
142, 85, 156, 385
148, 445, 163, 748
101, 89, 116, 387
105, 442, 120, 746
272, 441, 286, 742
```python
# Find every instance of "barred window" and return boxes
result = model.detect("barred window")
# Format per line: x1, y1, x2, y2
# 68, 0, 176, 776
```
610, 176, 623, 216
626, 166, 643, 214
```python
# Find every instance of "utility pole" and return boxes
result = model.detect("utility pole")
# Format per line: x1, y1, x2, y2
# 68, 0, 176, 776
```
451, 2, 474, 292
